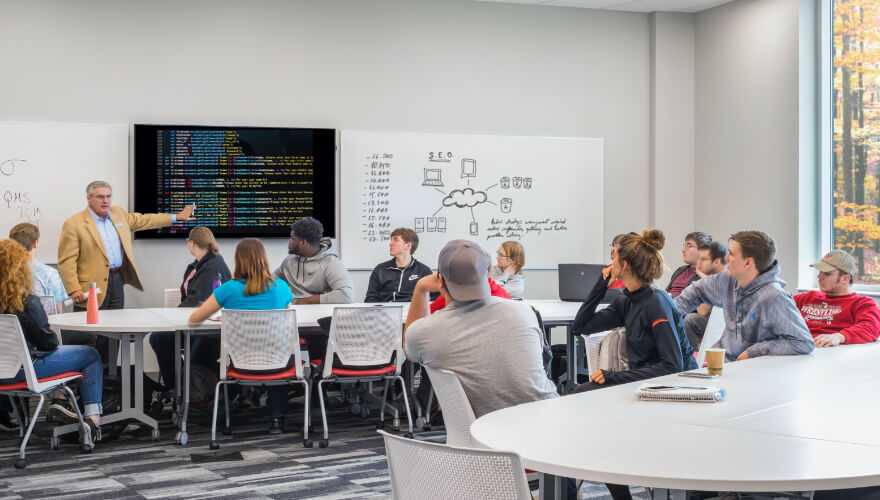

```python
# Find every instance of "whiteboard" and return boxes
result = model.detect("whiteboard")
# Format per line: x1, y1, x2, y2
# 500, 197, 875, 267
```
340, 130, 603, 269
0, 122, 129, 263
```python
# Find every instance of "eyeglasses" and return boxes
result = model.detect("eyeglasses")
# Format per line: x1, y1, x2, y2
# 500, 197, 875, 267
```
497, 253, 509, 259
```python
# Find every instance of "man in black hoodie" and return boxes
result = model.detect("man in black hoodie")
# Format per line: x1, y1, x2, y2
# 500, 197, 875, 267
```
365, 227, 435, 303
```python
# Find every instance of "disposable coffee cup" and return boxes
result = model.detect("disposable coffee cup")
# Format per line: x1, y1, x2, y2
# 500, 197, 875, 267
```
705, 348, 725, 375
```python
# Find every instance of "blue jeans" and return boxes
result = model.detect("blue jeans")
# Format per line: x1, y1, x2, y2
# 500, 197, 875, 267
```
0, 345, 103, 417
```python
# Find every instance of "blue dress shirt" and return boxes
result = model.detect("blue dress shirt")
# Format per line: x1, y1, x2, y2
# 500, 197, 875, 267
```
88, 207, 176, 269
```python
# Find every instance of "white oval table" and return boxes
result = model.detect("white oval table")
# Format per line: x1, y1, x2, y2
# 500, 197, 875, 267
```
471, 343, 880, 499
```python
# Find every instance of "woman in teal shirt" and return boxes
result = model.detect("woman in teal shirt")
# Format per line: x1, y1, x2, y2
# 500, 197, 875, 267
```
189, 238, 293, 434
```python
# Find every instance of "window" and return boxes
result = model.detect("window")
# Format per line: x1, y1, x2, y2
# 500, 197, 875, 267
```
832, 0, 880, 285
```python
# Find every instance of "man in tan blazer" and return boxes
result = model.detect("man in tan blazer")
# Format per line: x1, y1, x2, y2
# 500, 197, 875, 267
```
57, 181, 194, 354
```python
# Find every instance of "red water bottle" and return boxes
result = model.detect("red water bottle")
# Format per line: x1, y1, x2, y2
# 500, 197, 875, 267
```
86, 282, 99, 324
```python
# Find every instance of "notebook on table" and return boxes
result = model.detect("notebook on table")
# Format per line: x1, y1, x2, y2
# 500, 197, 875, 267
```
635, 383, 726, 403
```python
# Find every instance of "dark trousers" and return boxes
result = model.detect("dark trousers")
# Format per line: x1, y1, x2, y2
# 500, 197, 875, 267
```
65, 271, 124, 366
148, 332, 220, 390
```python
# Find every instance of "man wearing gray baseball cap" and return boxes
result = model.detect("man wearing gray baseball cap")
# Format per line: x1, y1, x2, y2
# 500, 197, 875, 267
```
794, 249, 880, 347
403, 239, 557, 419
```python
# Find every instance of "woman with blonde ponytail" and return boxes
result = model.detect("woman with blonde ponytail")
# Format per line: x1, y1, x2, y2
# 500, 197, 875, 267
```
150, 227, 231, 394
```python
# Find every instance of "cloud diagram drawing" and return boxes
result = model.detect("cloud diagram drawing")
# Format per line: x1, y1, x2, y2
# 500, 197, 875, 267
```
442, 187, 487, 208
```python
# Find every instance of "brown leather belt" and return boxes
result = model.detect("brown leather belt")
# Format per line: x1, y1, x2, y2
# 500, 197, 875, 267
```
109, 268, 122, 274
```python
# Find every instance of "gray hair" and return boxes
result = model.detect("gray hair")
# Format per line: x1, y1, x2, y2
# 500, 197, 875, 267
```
86, 181, 112, 196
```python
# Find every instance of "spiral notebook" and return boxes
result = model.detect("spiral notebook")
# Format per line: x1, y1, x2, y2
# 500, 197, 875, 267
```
636, 383, 725, 403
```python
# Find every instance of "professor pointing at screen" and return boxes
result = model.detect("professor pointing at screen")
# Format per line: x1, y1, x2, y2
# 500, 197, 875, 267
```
57, 180, 195, 359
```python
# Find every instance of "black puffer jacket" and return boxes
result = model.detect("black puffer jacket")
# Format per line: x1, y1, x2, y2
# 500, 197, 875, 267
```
179, 252, 232, 307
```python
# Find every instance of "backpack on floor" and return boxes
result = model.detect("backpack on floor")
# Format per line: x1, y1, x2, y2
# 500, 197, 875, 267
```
186, 364, 219, 406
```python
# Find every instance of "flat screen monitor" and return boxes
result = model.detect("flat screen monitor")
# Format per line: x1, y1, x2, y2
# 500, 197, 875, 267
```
133, 124, 336, 239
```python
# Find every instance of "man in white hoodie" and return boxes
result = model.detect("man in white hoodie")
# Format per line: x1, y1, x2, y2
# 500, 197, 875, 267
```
273, 217, 354, 304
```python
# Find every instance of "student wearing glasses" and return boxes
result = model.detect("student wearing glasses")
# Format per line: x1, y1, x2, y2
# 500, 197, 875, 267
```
491, 241, 525, 299
665, 231, 711, 297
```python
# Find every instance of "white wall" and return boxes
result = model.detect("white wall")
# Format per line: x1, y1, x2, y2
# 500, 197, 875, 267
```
694, 0, 802, 290
0, 0, 654, 305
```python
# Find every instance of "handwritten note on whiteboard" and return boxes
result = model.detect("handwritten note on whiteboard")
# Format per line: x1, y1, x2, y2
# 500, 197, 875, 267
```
0, 122, 129, 263
340, 130, 604, 269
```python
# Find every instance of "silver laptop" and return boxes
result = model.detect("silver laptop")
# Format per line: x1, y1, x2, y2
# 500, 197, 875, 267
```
558, 264, 607, 302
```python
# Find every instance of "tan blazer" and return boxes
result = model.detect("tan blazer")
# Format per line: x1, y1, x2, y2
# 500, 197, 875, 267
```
57, 206, 172, 307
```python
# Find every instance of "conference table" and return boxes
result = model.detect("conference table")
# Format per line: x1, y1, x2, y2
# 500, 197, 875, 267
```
470, 342, 880, 499
47, 299, 583, 444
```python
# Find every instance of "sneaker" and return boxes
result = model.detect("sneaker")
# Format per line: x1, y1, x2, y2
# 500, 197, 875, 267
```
0, 412, 18, 432
268, 417, 285, 435
79, 419, 100, 449
48, 398, 79, 425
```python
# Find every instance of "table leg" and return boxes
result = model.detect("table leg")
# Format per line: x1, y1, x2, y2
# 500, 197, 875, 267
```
108, 338, 119, 376
135, 335, 144, 412
121, 334, 131, 410
565, 324, 576, 394
539, 473, 564, 500
174, 330, 182, 406
180, 331, 192, 436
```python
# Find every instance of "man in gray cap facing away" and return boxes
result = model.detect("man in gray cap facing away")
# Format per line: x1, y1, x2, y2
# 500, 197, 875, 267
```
794, 249, 880, 347
403, 239, 557, 419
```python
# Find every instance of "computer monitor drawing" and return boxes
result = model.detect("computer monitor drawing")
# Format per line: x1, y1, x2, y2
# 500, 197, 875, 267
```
423, 168, 444, 187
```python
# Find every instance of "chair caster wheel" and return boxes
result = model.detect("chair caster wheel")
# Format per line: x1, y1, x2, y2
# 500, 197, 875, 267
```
415, 417, 425, 429
209, 440, 220, 450
318, 439, 329, 448
175, 431, 188, 445
350, 404, 360, 416
50, 436, 60, 450
404, 433, 414, 439
303, 439, 313, 448
376, 421, 385, 430
151, 429, 160, 441
222, 428, 232, 436
14, 459, 26, 469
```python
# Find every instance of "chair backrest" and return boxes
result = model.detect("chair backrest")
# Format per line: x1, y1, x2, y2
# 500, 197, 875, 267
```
219, 309, 302, 378
696, 307, 726, 368
423, 367, 477, 448
37, 295, 56, 316
379, 430, 531, 500
164, 288, 182, 308
323, 305, 404, 378
0, 315, 40, 391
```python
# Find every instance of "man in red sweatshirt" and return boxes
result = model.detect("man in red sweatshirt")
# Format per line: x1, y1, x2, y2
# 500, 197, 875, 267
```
794, 249, 880, 347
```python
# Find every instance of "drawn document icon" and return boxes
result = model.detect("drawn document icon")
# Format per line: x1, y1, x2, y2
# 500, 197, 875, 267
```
414, 218, 425, 232
427, 217, 437, 232
461, 159, 476, 178
422, 168, 444, 187
437, 217, 447, 232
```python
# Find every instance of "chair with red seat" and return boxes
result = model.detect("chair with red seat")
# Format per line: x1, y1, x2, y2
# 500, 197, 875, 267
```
316, 305, 412, 448
0, 315, 90, 468
208, 308, 311, 449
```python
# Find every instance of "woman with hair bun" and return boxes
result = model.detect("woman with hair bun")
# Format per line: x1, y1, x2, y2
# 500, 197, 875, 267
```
571, 229, 696, 500
573, 228, 696, 388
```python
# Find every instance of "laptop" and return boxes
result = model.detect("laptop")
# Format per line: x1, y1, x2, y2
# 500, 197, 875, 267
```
557, 263, 608, 302
422, 168, 444, 187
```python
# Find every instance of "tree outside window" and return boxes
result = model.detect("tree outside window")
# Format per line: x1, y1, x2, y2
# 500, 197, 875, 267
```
833, 0, 880, 285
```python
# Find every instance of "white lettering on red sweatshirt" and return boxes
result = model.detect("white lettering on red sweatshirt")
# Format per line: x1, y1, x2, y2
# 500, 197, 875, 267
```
793, 290, 880, 344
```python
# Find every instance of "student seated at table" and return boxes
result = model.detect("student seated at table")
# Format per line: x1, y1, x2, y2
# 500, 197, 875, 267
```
9, 222, 69, 314
665, 231, 711, 297
188, 238, 294, 434
795, 249, 880, 347
490, 240, 525, 299
675, 231, 814, 361
683, 241, 728, 348
572, 229, 697, 390
149, 226, 231, 394
364, 227, 434, 303
0, 239, 103, 446
273, 217, 354, 304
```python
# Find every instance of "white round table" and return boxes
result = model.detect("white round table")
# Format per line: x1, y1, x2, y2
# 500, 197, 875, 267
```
471, 343, 880, 498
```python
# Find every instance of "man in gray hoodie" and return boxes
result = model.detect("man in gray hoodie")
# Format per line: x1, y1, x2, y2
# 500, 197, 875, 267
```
674, 230, 813, 361
273, 217, 354, 304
